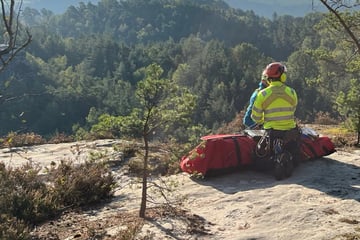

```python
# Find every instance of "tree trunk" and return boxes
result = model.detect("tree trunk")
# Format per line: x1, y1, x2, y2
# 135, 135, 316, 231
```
357, 114, 360, 146
139, 134, 149, 218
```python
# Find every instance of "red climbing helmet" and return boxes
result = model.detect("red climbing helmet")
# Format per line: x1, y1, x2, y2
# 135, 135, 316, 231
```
263, 62, 287, 79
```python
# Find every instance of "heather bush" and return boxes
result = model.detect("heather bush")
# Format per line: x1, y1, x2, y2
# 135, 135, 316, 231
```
0, 163, 59, 225
314, 111, 339, 125
49, 160, 116, 207
0, 158, 116, 239
0, 214, 31, 240
1, 132, 45, 148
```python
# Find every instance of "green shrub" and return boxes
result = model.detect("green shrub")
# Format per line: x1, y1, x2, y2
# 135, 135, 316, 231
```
49, 160, 116, 207
0, 159, 116, 238
90, 114, 122, 139
48, 132, 74, 144
314, 111, 339, 125
0, 214, 31, 240
0, 163, 59, 225
72, 124, 94, 141
1, 132, 45, 148
126, 142, 183, 177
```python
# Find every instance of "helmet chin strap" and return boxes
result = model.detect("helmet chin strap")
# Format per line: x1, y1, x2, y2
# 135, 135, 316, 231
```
280, 73, 287, 83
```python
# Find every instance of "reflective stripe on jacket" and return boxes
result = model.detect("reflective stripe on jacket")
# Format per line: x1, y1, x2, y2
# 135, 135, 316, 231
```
251, 81, 297, 130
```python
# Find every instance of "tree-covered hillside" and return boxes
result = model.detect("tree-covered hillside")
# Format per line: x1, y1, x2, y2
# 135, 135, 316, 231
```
0, 0, 358, 141
22, 0, 324, 18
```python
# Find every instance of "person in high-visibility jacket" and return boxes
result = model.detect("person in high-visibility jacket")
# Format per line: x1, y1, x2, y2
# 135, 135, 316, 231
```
243, 72, 269, 129
251, 62, 297, 130
251, 62, 301, 179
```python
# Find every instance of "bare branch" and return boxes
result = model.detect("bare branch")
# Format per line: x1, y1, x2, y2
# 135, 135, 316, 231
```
0, 0, 32, 72
320, 0, 360, 52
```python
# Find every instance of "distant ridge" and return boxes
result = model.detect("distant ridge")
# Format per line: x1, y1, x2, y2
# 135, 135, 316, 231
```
22, 0, 100, 14
22, 0, 325, 17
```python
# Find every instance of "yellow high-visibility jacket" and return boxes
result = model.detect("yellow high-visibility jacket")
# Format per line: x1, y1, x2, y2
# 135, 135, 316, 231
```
251, 81, 297, 130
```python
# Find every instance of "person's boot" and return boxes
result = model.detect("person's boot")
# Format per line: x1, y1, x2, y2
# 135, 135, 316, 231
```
273, 152, 293, 180
283, 152, 294, 178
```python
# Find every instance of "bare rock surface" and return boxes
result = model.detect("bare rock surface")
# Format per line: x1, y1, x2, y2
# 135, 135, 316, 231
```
1, 139, 360, 239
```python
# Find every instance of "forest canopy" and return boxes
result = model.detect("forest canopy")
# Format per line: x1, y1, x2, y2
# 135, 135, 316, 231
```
0, 0, 358, 142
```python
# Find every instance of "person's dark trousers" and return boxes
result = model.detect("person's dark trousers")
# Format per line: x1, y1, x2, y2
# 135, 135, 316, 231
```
268, 127, 302, 166
252, 126, 301, 171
